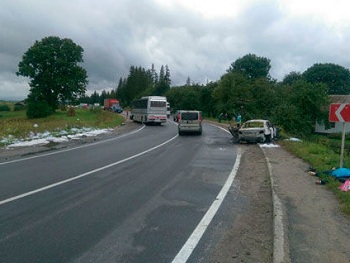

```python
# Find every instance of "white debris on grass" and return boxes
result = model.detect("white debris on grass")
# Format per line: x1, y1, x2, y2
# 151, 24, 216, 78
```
259, 143, 280, 148
1, 128, 113, 148
284, 137, 302, 142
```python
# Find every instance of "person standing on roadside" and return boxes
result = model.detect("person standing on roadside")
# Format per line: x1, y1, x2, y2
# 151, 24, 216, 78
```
236, 114, 242, 127
218, 112, 223, 122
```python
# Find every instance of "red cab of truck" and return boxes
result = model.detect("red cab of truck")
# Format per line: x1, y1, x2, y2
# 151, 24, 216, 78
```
104, 99, 119, 110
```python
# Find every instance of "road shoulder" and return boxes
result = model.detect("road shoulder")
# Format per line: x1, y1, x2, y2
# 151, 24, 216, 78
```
207, 143, 274, 262
262, 144, 350, 263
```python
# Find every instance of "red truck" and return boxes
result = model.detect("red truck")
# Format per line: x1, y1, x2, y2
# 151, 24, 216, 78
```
103, 99, 123, 113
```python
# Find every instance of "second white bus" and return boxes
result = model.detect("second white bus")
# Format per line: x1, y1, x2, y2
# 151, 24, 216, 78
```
131, 96, 167, 125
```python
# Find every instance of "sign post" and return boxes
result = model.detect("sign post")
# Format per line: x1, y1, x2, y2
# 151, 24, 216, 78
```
340, 122, 346, 167
329, 103, 350, 167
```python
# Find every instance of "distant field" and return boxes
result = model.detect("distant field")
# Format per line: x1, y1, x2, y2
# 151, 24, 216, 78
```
0, 105, 125, 140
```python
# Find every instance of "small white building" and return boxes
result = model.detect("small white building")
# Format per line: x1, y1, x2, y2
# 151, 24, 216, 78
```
315, 95, 350, 134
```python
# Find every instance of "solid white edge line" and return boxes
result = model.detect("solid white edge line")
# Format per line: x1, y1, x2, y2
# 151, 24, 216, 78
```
171, 147, 242, 263
0, 134, 178, 206
208, 124, 231, 134
262, 150, 287, 263
0, 125, 146, 166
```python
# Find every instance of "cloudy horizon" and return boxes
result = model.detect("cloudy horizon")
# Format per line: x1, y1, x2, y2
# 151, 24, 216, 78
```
2, 0, 350, 101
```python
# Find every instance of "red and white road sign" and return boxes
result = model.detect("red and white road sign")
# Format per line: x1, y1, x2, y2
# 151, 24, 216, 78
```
329, 103, 350, 122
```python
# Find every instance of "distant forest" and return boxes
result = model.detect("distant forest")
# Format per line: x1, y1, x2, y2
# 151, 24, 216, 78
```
80, 53, 350, 136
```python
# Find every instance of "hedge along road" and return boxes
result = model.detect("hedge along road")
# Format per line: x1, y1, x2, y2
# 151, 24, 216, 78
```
0, 121, 246, 262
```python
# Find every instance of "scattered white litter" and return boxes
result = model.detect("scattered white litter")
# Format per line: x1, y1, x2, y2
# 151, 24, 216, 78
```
284, 137, 302, 142
1, 128, 113, 148
259, 143, 280, 148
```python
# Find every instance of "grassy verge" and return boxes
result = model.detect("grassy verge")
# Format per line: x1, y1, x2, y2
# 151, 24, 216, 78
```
0, 108, 125, 144
281, 139, 350, 216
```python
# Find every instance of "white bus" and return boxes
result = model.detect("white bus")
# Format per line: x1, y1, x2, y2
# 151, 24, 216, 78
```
131, 96, 167, 125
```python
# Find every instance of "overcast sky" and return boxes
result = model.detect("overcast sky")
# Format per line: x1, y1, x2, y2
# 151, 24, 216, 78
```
1, 0, 350, 100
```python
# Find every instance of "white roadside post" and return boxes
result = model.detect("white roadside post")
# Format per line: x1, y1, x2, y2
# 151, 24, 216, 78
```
340, 122, 346, 168
329, 103, 350, 168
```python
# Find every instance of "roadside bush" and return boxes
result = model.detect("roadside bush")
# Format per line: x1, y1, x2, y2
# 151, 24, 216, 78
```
67, 106, 76, 117
26, 101, 53, 118
316, 136, 330, 147
59, 104, 67, 111
90, 106, 102, 113
14, 104, 26, 111
0, 104, 11, 112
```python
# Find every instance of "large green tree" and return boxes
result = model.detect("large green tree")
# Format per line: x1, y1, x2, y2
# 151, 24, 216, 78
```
116, 64, 171, 106
212, 70, 277, 120
303, 63, 350, 94
153, 65, 171, 96
212, 71, 250, 116
166, 85, 201, 111
274, 80, 329, 136
17, 36, 88, 110
228, 53, 272, 80
282, 71, 303, 85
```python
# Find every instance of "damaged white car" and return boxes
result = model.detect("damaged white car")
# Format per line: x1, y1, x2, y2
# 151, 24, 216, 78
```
238, 119, 275, 143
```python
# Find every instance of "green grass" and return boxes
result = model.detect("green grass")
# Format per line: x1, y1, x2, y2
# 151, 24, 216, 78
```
0, 107, 125, 143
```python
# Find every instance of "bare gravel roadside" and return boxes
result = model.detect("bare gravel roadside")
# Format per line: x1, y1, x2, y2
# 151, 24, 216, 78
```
208, 140, 350, 263
263, 145, 350, 263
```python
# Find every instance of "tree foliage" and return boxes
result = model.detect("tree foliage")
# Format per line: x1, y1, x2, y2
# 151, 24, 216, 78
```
274, 80, 329, 136
212, 70, 276, 120
212, 71, 250, 116
26, 100, 53, 119
282, 71, 302, 85
116, 64, 171, 106
81, 53, 342, 138
228, 53, 271, 80
17, 36, 88, 112
303, 63, 350, 95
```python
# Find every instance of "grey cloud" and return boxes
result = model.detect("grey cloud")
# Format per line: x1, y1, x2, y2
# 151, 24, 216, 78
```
1, 0, 350, 100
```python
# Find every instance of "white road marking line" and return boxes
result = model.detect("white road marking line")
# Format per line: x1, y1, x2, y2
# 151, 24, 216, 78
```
210, 124, 231, 134
172, 147, 242, 263
0, 134, 178, 206
263, 153, 287, 263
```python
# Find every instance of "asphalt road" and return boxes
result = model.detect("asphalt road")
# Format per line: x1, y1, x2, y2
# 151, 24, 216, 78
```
0, 121, 240, 262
